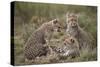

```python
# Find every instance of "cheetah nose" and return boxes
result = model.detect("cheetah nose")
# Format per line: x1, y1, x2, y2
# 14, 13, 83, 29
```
71, 22, 77, 27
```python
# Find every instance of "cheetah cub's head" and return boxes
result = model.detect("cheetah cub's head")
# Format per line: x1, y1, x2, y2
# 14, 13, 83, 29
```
52, 19, 61, 32
66, 13, 79, 29
60, 35, 80, 57
63, 36, 75, 46
62, 34, 79, 49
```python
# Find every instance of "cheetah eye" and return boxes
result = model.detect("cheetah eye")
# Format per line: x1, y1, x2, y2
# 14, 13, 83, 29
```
70, 38, 75, 43
74, 19, 77, 22
58, 26, 61, 29
64, 42, 67, 45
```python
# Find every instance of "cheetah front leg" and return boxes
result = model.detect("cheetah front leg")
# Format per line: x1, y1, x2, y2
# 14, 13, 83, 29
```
45, 33, 54, 55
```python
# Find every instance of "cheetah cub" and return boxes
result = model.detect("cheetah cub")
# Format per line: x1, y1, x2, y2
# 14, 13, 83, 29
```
66, 12, 92, 50
50, 34, 80, 58
62, 35, 80, 58
24, 19, 61, 62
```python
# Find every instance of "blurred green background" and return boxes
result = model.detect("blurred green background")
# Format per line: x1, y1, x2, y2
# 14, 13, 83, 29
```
13, 1, 97, 65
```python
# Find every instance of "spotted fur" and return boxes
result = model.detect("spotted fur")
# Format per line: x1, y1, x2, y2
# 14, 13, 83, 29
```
24, 19, 61, 61
50, 35, 80, 58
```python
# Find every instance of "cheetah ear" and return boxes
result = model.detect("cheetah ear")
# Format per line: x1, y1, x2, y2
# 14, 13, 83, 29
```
70, 39, 75, 43
53, 19, 58, 24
